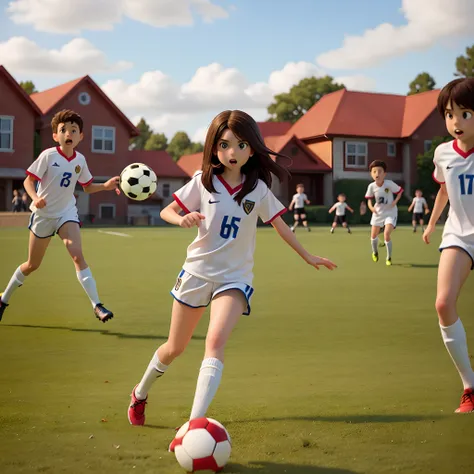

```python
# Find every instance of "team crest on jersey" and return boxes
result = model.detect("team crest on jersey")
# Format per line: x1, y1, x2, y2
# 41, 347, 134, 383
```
174, 277, 182, 291
75, 165, 81, 174
384, 188, 389, 193
243, 200, 255, 215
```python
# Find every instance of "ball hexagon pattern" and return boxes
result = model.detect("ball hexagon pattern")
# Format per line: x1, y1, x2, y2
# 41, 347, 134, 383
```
120, 163, 157, 201
172, 417, 231, 472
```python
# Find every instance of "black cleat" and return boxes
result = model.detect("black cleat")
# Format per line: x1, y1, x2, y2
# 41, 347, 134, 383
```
0, 296, 8, 322
94, 303, 113, 323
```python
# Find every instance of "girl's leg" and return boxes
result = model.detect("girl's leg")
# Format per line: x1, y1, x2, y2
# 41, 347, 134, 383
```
129, 300, 205, 425
436, 248, 473, 393
189, 290, 245, 420
1, 232, 50, 305
383, 224, 394, 262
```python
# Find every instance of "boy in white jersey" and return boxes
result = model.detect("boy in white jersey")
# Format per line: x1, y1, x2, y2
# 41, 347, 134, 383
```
365, 160, 403, 266
408, 189, 430, 233
289, 184, 311, 232
127, 110, 337, 435
423, 78, 474, 413
329, 193, 354, 234
0, 110, 119, 323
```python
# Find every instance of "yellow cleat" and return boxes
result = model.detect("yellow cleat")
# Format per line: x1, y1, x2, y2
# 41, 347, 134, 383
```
372, 253, 379, 262
386, 258, 392, 266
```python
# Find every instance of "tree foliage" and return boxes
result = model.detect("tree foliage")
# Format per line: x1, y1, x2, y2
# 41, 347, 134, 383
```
144, 133, 168, 151
130, 118, 153, 150
408, 72, 436, 95
19, 80, 37, 95
167, 131, 203, 161
455, 44, 474, 78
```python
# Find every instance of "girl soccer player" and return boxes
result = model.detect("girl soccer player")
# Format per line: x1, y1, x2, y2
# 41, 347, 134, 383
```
423, 78, 474, 413
128, 110, 337, 436
0, 110, 118, 323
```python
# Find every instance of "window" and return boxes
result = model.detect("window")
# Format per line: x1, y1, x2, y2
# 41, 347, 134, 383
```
99, 204, 115, 219
0, 116, 13, 151
424, 140, 433, 153
387, 142, 396, 157
162, 183, 170, 198
345, 142, 367, 169
92, 126, 115, 153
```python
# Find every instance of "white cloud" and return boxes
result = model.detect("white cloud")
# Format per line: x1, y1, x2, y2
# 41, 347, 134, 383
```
0, 37, 132, 75
334, 74, 377, 92
317, 0, 474, 69
192, 126, 209, 144
7, 0, 229, 34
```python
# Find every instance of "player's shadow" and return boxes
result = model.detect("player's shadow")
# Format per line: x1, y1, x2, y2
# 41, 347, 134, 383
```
225, 413, 443, 425
392, 263, 438, 268
224, 462, 359, 473
1, 323, 205, 341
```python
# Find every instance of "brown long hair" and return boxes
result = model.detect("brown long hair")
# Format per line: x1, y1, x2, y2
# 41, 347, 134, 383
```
201, 110, 291, 204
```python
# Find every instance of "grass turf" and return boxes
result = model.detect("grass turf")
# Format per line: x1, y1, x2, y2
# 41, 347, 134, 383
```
0, 225, 473, 474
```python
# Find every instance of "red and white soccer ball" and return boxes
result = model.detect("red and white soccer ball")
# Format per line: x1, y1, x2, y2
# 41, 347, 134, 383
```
173, 417, 232, 472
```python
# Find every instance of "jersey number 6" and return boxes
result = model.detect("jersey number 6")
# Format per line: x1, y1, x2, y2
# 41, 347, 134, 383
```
220, 215, 241, 239
60, 172, 72, 188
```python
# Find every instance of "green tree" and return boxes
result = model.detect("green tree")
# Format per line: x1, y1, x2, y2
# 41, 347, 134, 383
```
408, 72, 436, 95
130, 118, 153, 150
267, 76, 345, 123
167, 132, 203, 161
144, 132, 168, 151
416, 136, 452, 199
19, 80, 37, 95
455, 44, 474, 78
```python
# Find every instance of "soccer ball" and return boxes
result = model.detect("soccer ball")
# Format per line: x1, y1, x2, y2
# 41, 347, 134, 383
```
173, 418, 231, 472
120, 163, 157, 201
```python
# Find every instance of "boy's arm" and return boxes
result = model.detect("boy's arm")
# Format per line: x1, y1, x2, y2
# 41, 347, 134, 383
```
423, 185, 448, 243
83, 177, 120, 194
346, 204, 354, 213
288, 198, 295, 210
424, 199, 430, 213
408, 199, 414, 212
23, 175, 45, 208
390, 191, 403, 208
328, 204, 336, 213
367, 198, 376, 214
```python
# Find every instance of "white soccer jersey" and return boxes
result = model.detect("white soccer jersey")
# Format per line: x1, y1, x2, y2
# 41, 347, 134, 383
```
173, 173, 286, 285
365, 180, 403, 215
26, 147, 93, 218
334, 202, 348, 216
412, 197, 427, 214
433, 140, 474, 245
292, 193, 307, 209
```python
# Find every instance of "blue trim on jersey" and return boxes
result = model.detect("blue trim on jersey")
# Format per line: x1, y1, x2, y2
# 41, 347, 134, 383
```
178, 269, 185, 278
169, 291, 210, 309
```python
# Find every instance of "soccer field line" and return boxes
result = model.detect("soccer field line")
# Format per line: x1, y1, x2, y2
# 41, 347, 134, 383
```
97, 230, 132, 237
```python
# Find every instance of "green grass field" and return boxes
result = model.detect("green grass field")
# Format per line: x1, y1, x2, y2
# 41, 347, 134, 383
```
0, 225, 473, 474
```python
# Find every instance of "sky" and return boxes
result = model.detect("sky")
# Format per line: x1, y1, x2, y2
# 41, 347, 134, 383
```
1, 0, 473, 143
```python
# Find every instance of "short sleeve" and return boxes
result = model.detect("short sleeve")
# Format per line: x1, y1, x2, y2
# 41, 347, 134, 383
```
389, 180, 403, 194
365, 183, 374, 199
173, 175, 202, 214
258, 188, 286, 224
422, 198, 427, 206
433, 146, 445, 184
78, 161, 93, 186
26, 150, 48, 181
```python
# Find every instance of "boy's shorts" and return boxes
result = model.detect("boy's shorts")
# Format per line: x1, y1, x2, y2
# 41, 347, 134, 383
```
171, 269, 254, 315
28, 208, 80, 238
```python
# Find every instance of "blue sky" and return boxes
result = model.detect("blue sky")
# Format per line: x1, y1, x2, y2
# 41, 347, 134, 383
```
1, 0, 473, 141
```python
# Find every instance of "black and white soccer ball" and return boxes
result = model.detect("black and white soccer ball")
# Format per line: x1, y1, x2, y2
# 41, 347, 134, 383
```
120, 163, 157, 201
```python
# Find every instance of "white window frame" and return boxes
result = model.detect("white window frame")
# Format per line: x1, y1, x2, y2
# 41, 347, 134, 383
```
424, 140, 433, 153
162, 183, 170, 198
345, 141, 368, 169
0, 116, 14, 152
92, 126, 116, 154
99, 203, 116, 219
387, 142, 396, 157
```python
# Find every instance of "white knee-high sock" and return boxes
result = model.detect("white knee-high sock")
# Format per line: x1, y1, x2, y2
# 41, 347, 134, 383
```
190, 358, 224, 420
385, 241, 392, 259
371, 238, 378, 253
76, 267, 100, 307
440, 319, 474, 390
2, 266, 25, 303
135, 351, 169, 400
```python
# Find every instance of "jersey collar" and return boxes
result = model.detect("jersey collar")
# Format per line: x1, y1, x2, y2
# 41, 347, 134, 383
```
56, 146, 77, 162
217, 174, 243, 195
453, 140, 474, 159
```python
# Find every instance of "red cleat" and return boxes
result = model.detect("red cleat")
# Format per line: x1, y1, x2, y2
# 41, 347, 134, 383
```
128, 385, 147, 425
455, 388, 474, 414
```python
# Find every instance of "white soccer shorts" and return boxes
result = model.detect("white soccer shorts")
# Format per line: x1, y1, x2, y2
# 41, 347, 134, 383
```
28, 207, 80, 238
439, 234, 474, 270
370, 212, 397, 228
171, 269, 254, 315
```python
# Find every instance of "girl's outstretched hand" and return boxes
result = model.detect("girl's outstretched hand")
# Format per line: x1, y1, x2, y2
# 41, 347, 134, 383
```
305, 254, 337, 270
